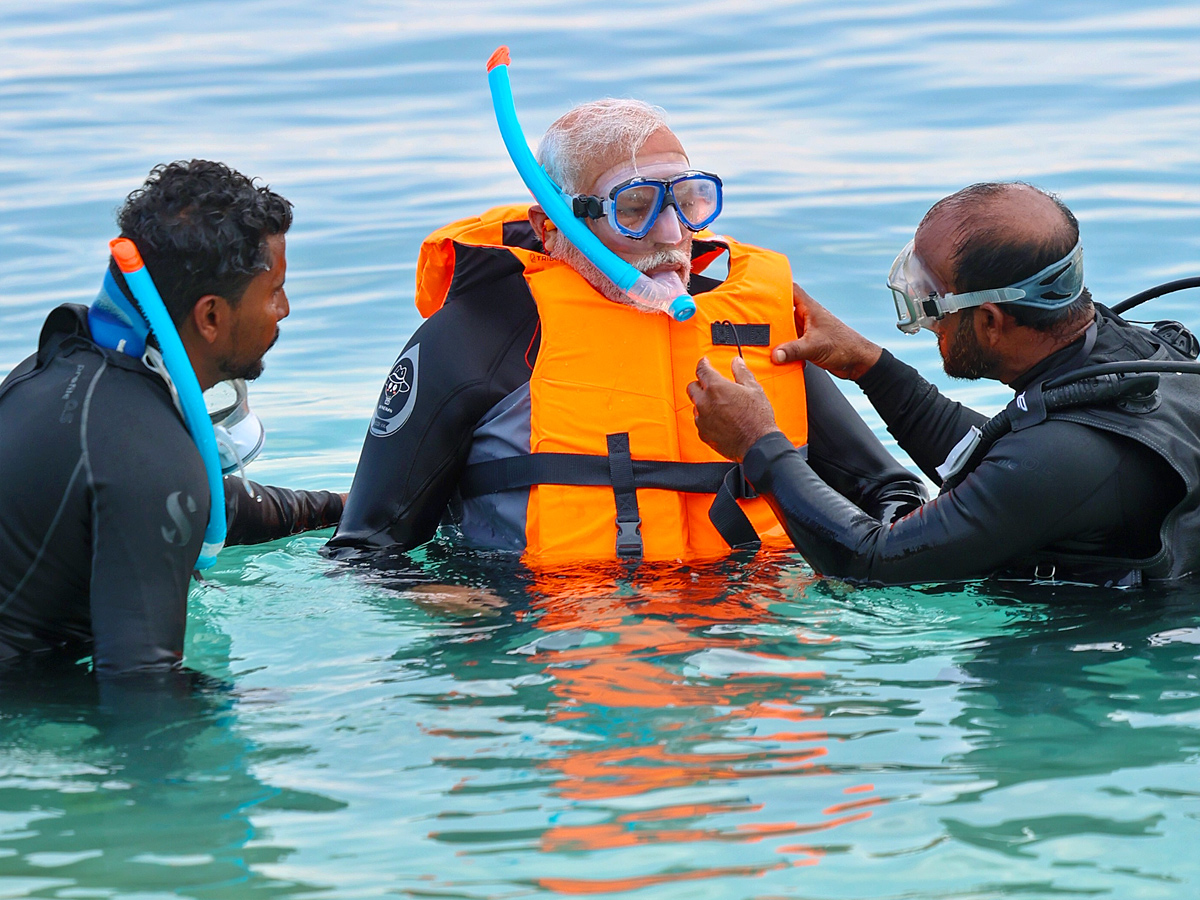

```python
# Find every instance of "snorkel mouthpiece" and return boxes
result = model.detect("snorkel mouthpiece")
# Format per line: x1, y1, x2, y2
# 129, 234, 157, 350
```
626, 275, 696, 321
486, 46, 697, 322
108, 238, 226, 568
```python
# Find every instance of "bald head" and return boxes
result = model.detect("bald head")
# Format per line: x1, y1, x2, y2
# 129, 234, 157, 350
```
917, 182, 1078, 293
915, 182, 1091, 332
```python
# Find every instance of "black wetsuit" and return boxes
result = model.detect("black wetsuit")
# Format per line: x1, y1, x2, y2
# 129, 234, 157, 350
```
743, 309, 1200, 585
326, 225, 928, 560
0, 305, 344, 677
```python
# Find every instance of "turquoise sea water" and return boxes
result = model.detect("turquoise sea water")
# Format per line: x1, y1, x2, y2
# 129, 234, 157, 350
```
3, 1, 1200, 897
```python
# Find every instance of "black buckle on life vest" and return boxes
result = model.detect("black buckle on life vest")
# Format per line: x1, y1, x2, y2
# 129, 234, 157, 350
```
606, 433, 644, 558
615, 520, 643, 557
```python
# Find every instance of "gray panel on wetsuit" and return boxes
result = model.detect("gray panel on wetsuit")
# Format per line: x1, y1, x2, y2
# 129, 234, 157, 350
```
458, 383, 531, 551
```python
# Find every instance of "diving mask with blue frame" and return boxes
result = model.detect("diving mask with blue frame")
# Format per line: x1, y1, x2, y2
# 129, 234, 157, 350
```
572, 171, 723, 240
888, 239, 1085, 334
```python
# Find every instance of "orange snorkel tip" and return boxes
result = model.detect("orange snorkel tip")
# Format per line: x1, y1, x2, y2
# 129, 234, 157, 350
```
109, 237, 145, 274
486, 46, 511, 72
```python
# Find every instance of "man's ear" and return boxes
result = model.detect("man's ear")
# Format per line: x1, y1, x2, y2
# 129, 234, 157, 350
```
975, 303, 1013, 348
188, 293, 229, 346
528, 205, 556, 250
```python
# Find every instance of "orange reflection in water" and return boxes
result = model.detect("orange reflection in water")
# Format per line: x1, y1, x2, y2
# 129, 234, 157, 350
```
516, 561, 887, 892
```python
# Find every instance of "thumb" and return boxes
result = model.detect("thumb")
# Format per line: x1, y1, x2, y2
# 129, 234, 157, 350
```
772, 336, 810, 365
731, 356, 760, 386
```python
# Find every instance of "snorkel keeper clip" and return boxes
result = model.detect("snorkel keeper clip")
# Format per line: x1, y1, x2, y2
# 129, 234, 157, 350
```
485, 46, 696, 322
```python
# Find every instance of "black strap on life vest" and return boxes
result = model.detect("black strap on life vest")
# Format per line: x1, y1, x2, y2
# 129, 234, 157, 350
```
458, 440, 760, 555
606, 433, 643, 557
708, 466, 763, 550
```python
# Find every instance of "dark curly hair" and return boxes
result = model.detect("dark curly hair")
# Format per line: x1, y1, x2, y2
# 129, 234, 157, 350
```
117, 160, 293, 326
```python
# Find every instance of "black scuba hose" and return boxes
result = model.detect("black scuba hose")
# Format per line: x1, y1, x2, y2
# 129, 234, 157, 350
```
1112, 277, 1200, 315
1044, 360, 1200, 388
940, 371, 1162, 492
938, 277, 1200, 492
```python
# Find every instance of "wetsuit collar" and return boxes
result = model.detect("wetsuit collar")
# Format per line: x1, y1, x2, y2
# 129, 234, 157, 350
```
1009, 316, 1099, 393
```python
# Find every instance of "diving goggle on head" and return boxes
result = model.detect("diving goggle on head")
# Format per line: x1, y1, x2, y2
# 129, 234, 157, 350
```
887, 239, 1085, 334
572, 171, 723, 240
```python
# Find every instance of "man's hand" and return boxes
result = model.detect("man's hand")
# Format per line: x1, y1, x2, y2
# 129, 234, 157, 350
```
772, 283, 883, 381
687, 357, 781, 462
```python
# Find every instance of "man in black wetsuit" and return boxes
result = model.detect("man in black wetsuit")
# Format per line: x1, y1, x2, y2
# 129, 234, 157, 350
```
690, 182, 1200, 586
0, 160, 344, 677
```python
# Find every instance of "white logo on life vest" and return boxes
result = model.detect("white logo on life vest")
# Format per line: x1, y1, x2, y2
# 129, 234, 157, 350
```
371, 344, 419, 437
1016, 392, 1028, 412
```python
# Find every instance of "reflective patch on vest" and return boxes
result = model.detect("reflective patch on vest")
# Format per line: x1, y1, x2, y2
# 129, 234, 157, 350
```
711, 322, 770, 347
371, 344, 419, 437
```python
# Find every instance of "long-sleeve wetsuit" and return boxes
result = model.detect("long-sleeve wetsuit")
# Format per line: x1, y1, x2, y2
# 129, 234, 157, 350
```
0, 305, 344, 677
743, 314, 1184, 585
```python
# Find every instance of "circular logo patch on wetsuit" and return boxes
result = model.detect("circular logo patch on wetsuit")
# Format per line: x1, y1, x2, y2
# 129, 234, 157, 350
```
371, 344, 419, 437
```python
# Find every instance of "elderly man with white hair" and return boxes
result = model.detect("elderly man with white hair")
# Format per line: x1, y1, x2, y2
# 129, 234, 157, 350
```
326, 99, 925, 564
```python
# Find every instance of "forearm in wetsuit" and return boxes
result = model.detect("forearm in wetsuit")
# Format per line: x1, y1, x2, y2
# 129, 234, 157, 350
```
326, 263, 539, 557
854, 349, 989, 483
744, 411, 1173, 584
224, 478, 344, 546
801, 363, 927, 522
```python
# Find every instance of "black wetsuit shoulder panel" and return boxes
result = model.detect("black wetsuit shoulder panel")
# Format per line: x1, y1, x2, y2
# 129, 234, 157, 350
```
326, 242, 542, 558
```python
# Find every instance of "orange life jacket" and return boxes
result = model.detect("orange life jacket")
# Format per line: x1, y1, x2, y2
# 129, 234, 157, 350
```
417, 204, 808, 563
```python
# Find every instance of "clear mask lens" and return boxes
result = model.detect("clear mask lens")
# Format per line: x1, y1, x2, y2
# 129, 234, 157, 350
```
612, 183, 665, 235
670, 174, 721, 231
887, 240, 938, 333
203, 378, 265, 475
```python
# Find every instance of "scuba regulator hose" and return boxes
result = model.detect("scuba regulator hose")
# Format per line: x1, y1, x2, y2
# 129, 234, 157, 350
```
109, 238, 226, 568
485, 46, 697, 322
939, 279, 1200, 492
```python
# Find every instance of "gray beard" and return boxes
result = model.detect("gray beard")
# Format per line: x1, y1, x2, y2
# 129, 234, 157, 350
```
550, 237, 692, 314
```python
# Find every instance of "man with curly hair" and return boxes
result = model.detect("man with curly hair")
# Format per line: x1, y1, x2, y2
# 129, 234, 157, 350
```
0, 160, 344, 679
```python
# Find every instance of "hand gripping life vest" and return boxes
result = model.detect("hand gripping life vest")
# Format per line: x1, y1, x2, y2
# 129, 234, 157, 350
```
416, 204, 809, 564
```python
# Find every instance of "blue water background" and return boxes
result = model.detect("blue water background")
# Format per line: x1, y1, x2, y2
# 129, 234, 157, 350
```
2, 0, 1200, 897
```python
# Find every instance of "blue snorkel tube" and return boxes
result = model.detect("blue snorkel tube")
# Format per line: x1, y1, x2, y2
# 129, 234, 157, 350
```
107, 238, 226, 569
486, 46, 696, 322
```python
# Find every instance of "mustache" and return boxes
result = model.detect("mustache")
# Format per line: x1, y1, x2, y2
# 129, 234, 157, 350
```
632, 249, 692, 273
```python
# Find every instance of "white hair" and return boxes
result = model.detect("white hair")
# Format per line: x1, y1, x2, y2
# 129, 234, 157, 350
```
536, 99, 670, 195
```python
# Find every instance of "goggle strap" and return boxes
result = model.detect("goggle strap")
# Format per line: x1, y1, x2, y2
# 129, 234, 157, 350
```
940, 286, 1026, 314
